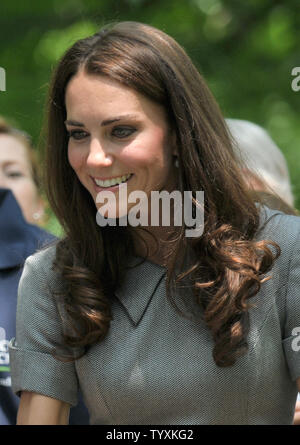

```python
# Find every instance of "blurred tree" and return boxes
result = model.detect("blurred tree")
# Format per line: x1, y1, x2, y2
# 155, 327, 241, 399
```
0, 0, 299, 234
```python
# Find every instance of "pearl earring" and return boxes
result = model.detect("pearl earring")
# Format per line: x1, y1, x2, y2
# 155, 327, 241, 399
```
32, 211, 43, 221
174, 157, 179, 168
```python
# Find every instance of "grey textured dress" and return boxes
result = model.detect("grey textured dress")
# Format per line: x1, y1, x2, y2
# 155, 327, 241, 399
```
8, 207, 300, 424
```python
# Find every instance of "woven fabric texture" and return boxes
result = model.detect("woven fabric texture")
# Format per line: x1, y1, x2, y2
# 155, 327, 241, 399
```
8, 206, 300, 424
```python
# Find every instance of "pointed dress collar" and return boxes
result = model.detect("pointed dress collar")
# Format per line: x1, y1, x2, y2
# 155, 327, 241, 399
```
114, 256, 167, 326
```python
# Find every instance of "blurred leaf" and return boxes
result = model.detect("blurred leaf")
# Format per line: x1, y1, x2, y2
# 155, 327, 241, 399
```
34, 21, 99, 65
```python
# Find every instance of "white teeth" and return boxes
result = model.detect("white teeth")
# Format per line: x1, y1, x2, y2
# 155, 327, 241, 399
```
94, 174, 132, 188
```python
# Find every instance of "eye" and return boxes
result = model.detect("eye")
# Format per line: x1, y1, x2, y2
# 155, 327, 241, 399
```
111, 126, 136, 139
67, 129, 89, 140
7, 171, 23, 178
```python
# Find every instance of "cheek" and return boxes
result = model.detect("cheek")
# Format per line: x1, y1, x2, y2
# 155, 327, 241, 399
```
68, 146, 84, 171
10, 179, 38, 208
122, 133, 169, 168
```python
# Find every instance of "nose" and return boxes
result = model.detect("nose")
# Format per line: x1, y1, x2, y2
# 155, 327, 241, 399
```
86, 137, 113, 168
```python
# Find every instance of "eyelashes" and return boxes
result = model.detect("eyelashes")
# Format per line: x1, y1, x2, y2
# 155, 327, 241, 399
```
111, 126, 136, 138
67, 130, 88, 140
67, 126, 136, 141
5, 171, 24, 178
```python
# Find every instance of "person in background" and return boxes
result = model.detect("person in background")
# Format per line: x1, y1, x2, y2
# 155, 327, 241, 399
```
0, 117, 45, 225
0, 117, 89, 424
226, 118, 297, 216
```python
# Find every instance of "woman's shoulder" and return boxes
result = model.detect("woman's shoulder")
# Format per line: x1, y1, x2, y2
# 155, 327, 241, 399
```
255, 205, 300, 293
15, 241, 65, 327
248, 206, 300, 349
22, 239, 61, 287
25, 239, 58, 266
255, 205, 300, 309
256, 205, 300, 246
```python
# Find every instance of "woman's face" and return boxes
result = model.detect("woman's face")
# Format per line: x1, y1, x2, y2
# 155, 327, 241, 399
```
0, 134, 44, 223
65, 71, 178, 220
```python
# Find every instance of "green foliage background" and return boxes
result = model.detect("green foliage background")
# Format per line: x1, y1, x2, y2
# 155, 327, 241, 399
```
0, 0, 299, 236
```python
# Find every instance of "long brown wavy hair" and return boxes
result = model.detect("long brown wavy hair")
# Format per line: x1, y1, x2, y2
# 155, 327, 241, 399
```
43, 21, 280, 366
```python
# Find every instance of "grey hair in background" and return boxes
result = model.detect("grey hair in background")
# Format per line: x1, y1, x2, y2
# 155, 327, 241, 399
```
226, 118, 294, 207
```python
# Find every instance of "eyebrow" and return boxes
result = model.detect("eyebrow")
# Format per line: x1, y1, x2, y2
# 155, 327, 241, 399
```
2, 160, 23, 167
0, 161, 26, 171
64, 114, 139, 127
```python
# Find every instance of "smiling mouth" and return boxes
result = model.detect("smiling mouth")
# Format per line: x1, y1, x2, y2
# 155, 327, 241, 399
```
93, 173, 133, 188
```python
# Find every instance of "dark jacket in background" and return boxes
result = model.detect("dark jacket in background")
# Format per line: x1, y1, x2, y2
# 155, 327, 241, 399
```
0, 188, 89, 425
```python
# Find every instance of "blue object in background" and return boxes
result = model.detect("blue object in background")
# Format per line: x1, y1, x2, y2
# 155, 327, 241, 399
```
0, 188, 89, 424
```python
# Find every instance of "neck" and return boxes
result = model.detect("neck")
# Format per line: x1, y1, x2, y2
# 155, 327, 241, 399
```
133, 224, 181, 268
131, 172, 181, 267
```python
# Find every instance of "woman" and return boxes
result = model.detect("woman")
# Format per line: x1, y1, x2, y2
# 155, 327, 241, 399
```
0, 117, 45, 224
0, 118, 89, 424
9, 22, 300, 425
